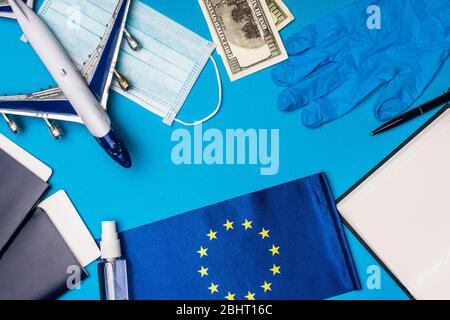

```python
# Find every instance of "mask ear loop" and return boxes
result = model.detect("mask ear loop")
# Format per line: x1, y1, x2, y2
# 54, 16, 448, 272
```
174, 56, 222, 126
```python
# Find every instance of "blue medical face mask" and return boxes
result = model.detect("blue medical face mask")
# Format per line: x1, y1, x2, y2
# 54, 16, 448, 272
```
37, 0, 221, 126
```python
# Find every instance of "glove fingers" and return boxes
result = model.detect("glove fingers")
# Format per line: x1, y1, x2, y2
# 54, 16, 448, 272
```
285, 0, 371, 56
272, 50, 332, 87
277, 64, 347, 111
302, 74, 393, 128
285, 1, 363, 56
286, 25, 340, 56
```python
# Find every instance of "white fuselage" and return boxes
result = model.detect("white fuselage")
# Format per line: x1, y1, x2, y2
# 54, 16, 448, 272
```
9, 0, 111, 138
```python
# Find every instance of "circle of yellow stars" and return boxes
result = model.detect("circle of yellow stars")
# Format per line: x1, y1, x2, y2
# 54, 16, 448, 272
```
196, 218, 281, 300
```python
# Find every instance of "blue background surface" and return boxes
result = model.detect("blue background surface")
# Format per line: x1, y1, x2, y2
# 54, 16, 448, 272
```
1, 0, 448, 300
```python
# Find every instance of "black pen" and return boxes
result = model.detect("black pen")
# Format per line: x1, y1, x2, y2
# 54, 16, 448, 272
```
371, 89, 450, 135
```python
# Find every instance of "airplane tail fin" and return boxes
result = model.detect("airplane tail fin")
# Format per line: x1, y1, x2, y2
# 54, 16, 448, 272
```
0, 0, 34, 19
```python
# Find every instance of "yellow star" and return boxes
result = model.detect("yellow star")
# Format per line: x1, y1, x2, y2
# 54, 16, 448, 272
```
269, 244, 280, 256
208, 282, 219, 294
225, 292, 235, 300
223, 220, 234, 231
259, 228, 270, 239
197, 246, 208, 258
242, 219, 253, 230
270, 264, 281, 276
245, 291, 256, 300
198, 266, 209, 277
207, 229, 217, 241
261, 281, 272, 293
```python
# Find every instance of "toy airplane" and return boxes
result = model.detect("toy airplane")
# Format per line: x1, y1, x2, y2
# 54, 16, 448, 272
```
0, 0, 140, 51
0, 0, 33, 18
0, 0, 135, 168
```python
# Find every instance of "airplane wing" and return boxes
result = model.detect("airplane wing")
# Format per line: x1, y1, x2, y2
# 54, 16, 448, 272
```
0, 0, 130, 128
81, 0, 130, 108
0, 87, 81, 123
0, 0, 34, 19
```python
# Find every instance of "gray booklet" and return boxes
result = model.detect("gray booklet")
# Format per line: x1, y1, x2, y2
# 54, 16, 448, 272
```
0, 145, 93, 299
0, 148, 48, 255
0, 207, 87, 300
0, 137, 99, 300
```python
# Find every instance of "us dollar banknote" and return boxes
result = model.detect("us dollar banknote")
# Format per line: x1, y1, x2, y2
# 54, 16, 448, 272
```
266, 0, 295, 30
198, 0, 288, 81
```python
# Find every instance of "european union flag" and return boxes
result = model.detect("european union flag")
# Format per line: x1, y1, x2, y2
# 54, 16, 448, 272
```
121, 173, 360, 300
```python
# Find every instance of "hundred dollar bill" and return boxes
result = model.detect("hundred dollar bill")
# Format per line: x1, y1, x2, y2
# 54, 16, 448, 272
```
266, 0, 295, 30
198, 0, 288, 81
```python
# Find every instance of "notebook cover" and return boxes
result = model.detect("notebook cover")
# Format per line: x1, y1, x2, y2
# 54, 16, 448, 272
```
336, 105, 450, 300
0, 149, 48, 255
0, 208, 87, 300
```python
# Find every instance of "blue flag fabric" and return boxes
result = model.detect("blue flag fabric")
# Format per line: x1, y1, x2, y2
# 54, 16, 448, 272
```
121, 173, 360, 300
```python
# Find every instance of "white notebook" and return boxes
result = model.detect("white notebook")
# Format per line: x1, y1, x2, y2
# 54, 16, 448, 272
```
337, 107, 450, 300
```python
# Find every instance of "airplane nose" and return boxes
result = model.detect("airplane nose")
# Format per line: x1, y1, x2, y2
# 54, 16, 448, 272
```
113, 147, 132, 169
96, 128, 132, 168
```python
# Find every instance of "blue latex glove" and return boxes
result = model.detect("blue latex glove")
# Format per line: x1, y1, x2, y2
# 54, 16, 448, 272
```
272, 0, 450, 128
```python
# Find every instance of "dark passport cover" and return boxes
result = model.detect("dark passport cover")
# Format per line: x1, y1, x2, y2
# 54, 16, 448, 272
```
0, 208, 87, 300
0, 149, 48, 254
0, 148, 87, 299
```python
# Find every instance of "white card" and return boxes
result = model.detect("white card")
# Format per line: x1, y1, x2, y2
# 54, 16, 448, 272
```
38, 191, 100, 268
0, 134, 52, 182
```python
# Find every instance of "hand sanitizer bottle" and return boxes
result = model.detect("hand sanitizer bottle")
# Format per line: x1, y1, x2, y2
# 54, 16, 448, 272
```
98, 221, 129, 300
